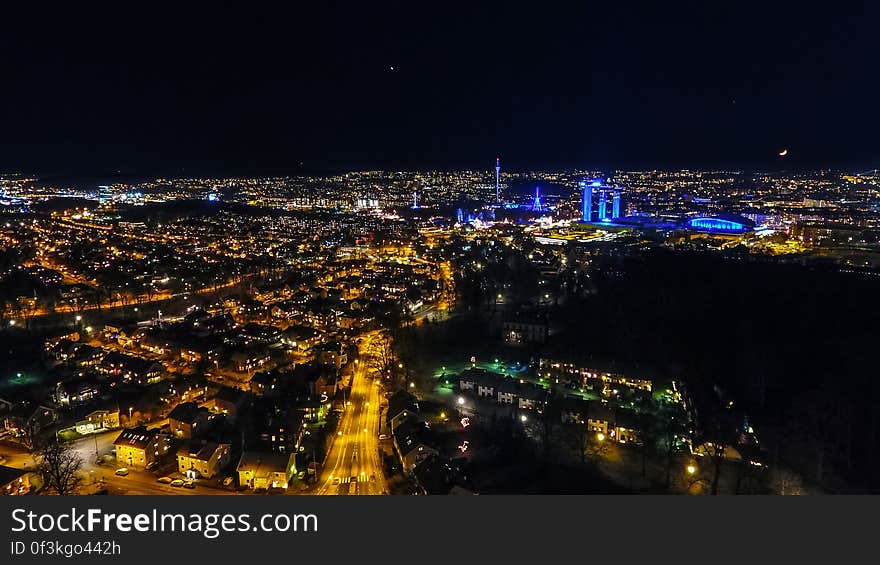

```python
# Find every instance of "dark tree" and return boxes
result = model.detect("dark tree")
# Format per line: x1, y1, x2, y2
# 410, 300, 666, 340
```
35, 437, 82, 495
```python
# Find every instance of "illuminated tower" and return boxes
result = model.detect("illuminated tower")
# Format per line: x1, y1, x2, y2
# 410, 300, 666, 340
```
598, 190, 607, 220
412, 190, 418, 209
531, 186, 544, 213
580, 179, 598, 222
612, 190, 621, 219
495, 157, 501, 203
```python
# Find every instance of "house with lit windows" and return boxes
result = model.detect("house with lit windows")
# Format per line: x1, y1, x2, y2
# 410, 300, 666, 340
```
113, 426, 172, 469
236, 451, 296, 491
176, 441, 231, 479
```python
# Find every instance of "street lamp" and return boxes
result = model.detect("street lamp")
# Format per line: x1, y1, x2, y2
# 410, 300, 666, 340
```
596, 432, 605, 442
128, 406, 133, 426
687, 464, 697, 475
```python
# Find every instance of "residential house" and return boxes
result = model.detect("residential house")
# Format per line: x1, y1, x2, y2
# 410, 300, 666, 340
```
113, 426, 172, 469
0, 465, 33, 495
281, 325, 320, 351
386, 390, 419, 430
583, 403, 642, 445
98, 352, 163, 385
55, 378, 102, 406
230, 349, 272, 374
206, 387, 248, 423
537, 359, 654, 394
248, 398, 306, 454
289, 363, 339, 399
393, 420, 438, 474
316, 341, 347, 370
1, 402, 59, 438
237, 451, 296, 490
177, 441, 231, 479
239, 323, 282, 346
168, 402, 211, 439
502, 312, 549, 344
70, 344, 105, 368
75, 409, 120, 435
250, 370, 284, 397
459, 368, 547, 411
412, 454, 475, 495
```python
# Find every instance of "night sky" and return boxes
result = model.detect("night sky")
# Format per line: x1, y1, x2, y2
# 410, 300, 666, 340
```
1, 2, 878, 176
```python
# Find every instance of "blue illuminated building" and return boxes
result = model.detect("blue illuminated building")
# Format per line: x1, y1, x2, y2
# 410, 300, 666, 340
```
686, 214, 755, 233
579, 180, 625, 224
578, 179, 593, 222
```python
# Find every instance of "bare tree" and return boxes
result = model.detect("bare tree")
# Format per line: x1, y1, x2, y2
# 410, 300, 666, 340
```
34, 437, 82, 495
374, 333, 396, 380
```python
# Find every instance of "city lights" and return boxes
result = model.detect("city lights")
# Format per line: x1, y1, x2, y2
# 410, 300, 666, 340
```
0, 3, 872, 510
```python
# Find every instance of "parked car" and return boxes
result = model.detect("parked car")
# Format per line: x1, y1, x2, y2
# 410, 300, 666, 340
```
222, 477, 234, 487
183, 481, 195, 489
157, 477, 173, 484
145, 461, 159, 471
114, 468, 129, 476
170, 479, 184, 488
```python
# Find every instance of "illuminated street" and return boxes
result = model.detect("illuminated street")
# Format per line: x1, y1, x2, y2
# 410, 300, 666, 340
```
316, 332, 387, 495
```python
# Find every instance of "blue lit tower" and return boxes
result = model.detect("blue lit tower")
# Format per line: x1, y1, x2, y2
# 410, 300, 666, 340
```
412, 190, 418, 209
580, 179, 601, 222
495, 156, 501, 203
531, 186, 544, 213
598, 190, 607, 220
612, 190, 621, 219
578, 179, 591, 221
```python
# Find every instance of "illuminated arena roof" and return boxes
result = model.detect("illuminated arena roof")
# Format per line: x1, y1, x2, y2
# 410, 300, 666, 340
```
685, 214, 755, 234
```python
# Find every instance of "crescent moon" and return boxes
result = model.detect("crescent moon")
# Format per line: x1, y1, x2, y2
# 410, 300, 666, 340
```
778, 149, 788, 156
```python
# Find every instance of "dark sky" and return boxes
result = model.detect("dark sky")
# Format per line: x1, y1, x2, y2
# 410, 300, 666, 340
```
1, 2, 878, 176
